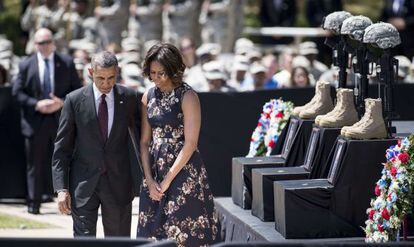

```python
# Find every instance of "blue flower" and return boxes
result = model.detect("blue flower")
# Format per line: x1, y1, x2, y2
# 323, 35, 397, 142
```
383, 220, 391, 230
391, 192, 398, 203
379, 179, 387, 189
401, 186, 408, 193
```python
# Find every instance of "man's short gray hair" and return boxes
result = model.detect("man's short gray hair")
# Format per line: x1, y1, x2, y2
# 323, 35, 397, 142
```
91, 51, 118, 70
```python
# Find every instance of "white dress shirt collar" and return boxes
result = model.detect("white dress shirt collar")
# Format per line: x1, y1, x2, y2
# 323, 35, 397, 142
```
92, 82, 115, 102
37, 52, 54, 62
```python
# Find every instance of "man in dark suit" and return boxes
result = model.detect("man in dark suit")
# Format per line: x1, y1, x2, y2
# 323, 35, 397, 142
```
259, 0, 297, 44
52, 51, 140, 237
12, 28, 81, 214
382, 0, 414, 59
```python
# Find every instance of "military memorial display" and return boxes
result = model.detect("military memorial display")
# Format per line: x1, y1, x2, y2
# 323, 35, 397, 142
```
227, 10, 412, 242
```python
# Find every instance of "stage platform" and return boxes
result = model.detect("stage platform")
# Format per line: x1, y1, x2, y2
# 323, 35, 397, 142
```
214, 197, 364, 243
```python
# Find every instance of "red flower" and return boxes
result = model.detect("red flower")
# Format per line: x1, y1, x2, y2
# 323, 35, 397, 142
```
391, 166, 397, 177
369, 209, 375, 220
257, 122, 262, 127
398, 152, 410, 164
378, 224, 384, 232
381, 208, 390, 221
269, 140, 275, 148
397, 139, 401, 147
375, 185, 381, 196
276, 112, 284, 119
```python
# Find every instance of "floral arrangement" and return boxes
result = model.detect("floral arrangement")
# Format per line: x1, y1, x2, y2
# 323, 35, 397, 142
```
364, 135, 414, 242
247, 98, 293, 157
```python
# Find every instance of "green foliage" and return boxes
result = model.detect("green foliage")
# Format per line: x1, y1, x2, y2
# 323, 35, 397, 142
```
0, 0, 24, 55
343, 0, 384, 22
0, 212, 55, 229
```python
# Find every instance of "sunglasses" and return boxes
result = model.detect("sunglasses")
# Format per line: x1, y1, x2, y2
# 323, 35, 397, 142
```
36, 39, 53, 45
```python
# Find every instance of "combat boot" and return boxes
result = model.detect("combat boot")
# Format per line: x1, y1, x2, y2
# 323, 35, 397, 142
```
340, 98, 372, 136
292, 81, 326, 116
344, 98, 387, 139
299, 81, 333, 119
315, 88, 343, 125
319, 88, 358, 128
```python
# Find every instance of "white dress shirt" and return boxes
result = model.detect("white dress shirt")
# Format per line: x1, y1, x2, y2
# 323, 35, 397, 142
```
93, 83, 114, 137
37, 52, 55, 93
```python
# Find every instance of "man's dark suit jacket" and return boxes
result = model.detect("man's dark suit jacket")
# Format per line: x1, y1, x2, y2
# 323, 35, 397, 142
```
52, 83, 141, 208
12, 53, 82, 137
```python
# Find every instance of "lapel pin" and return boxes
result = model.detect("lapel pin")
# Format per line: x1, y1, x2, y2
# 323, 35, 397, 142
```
120, 101, 124, 104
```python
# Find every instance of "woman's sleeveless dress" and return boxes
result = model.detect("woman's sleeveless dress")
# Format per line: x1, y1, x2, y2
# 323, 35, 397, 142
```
137, 83, 220, 247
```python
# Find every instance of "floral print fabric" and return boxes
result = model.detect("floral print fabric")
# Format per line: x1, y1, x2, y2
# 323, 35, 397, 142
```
137, 83, 220, 246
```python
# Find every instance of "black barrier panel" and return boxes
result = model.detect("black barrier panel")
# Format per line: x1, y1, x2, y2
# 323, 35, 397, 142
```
0, 87, 27, 199
0, 237, 166, 247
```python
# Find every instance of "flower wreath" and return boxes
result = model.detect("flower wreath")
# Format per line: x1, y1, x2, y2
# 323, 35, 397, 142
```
247, 98, 293, 157
365, 135, 414, 242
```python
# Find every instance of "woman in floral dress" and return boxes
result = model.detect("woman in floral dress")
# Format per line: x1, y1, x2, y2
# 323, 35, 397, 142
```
137, 43, 220, 246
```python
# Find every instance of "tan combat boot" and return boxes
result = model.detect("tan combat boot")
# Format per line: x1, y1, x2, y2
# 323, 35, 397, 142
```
340, 98, 372, 136
299, 81, 333, 119
319, 88, 359, 128
344, 98, 387, 139
315, 88, 343, 125
292, 81, 325, 116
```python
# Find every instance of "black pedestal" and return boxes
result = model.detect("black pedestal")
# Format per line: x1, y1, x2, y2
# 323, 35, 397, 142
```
273, 136, 397, 238
250, 126, 341, 221
252, 167, 309, 221
232, 116, 313, 209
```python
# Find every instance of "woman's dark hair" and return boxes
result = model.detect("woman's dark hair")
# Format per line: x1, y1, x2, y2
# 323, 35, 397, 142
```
290, 66, 310, 87
142, 43, 186, 86
0, 64, 8, 86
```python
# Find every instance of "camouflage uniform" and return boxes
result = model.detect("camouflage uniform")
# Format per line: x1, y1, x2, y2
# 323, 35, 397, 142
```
96, 0, 130, 49
21, 2, 65, 54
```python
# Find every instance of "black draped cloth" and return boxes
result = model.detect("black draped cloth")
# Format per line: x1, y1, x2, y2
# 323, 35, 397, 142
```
0, 87, 27, 199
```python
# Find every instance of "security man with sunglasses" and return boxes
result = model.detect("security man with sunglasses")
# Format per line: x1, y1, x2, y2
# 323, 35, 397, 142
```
13, 28, 81, 214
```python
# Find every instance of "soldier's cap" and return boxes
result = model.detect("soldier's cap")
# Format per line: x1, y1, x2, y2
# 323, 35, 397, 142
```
341, 15, 372, 41
82, 17, 97, 30
120, 52, 141, 65
0, 50, 13, 60
235, 38, 254, 55
292, 55, 311, 69
246, 48, 262, 60
395, 55, 411, 78
122, 37, 140, 52
196, 43, 221, 57
69, 39, 97, 54
250, 62, 266, 74
0, 60, 10, 71
144, 40, 161, 54
299, 41, 318, 55
322, 11, 353, 34
122, 63, 143, 85
203, 60, 226, 80
232, 55, 249, 71
73, 58, 85, 70
0, 39, 13, 52
363, 22, 401, 49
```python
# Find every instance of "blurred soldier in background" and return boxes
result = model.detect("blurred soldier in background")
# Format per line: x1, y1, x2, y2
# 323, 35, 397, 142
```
95, 0, 130, 50
21, 0, 66, 54
129, 0, 163, 44
162, 0, 197, 46
200, 0, 230, 52
381, 0, 414, 59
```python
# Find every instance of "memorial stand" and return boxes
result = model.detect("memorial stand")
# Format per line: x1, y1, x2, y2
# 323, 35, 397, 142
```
273, 136, 397, 238
251, 126, 341, 221
232, 116, 313, 209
